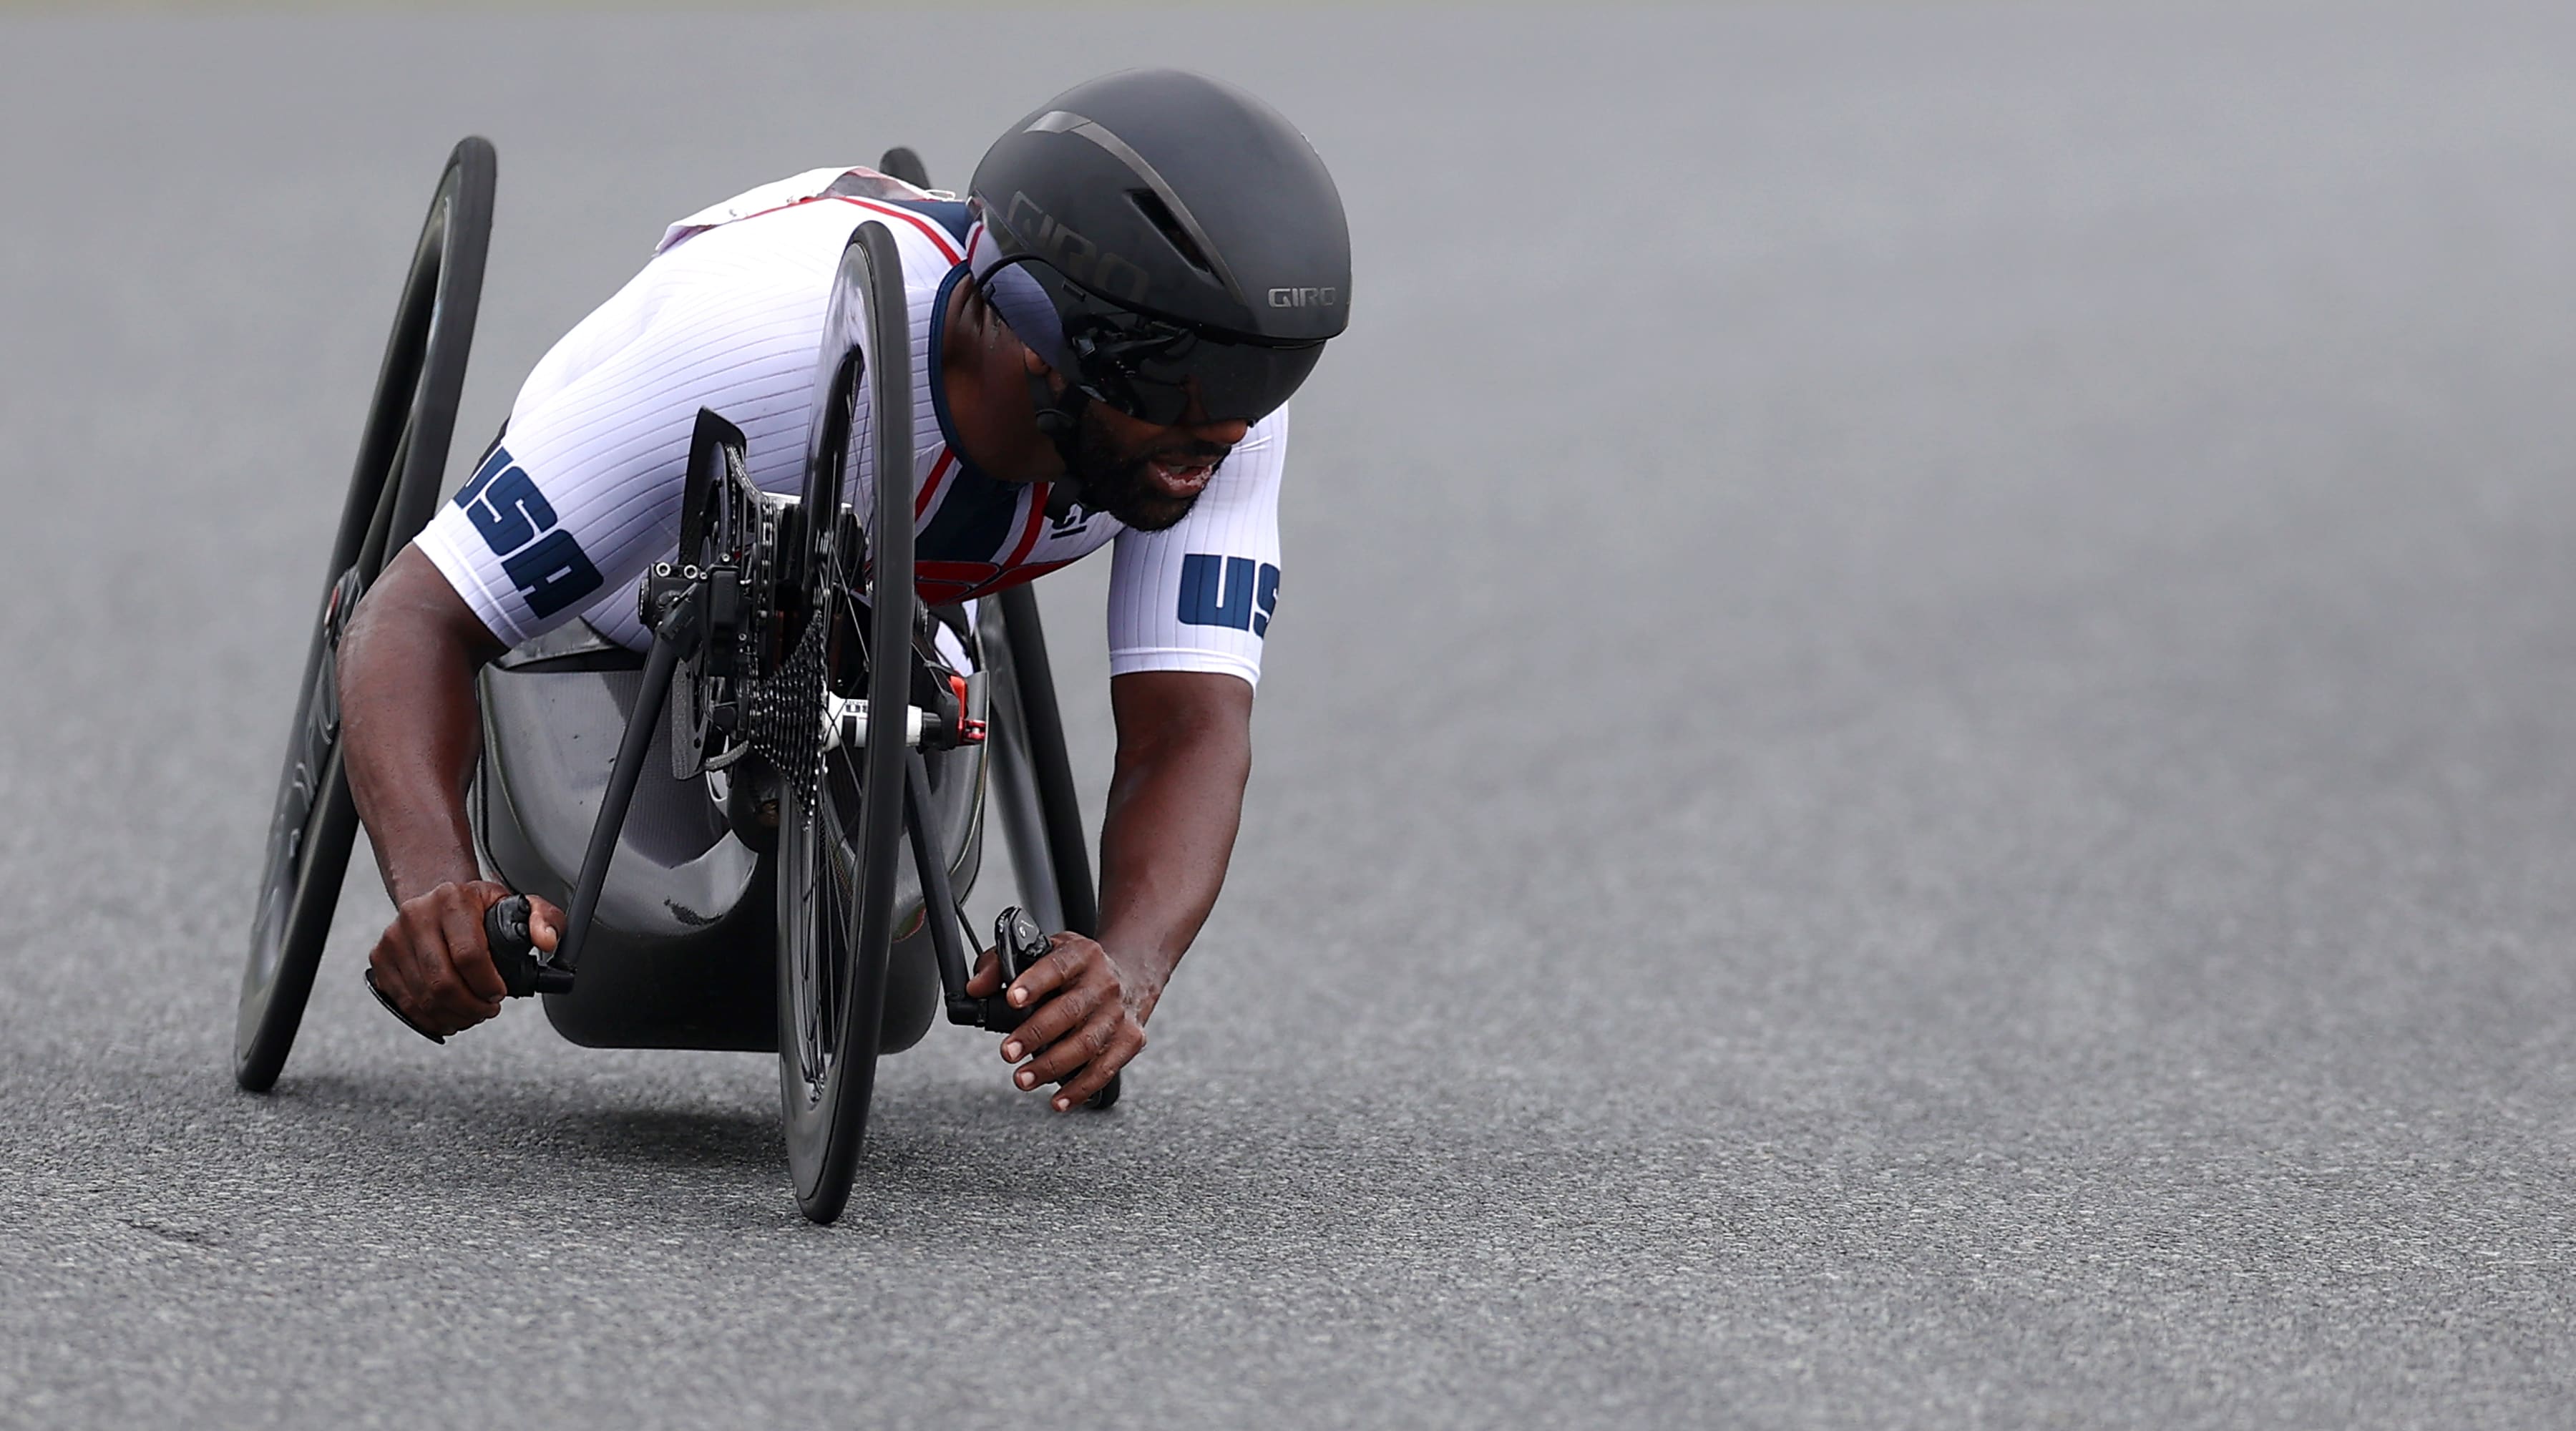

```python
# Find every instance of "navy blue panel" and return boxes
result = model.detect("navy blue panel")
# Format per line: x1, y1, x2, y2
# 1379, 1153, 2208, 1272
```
881, 197, 973, 248
1177, 554, 1257, 631
914, 262, 1023, 563
891, 215, 1020, 561
919, 464, 1024, 564
926, 265, 974, 458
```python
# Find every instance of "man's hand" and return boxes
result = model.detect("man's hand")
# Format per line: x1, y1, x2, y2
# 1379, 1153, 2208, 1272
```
366, 879, 563, 1040
965, 932, 1152, 1110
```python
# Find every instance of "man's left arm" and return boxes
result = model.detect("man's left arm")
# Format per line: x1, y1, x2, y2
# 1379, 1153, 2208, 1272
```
967, 670, 1252, 1109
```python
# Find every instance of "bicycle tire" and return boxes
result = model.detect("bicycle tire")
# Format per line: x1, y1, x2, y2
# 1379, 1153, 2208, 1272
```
776, 221, 912, 1224
235, 137, 497, 1091
992, 585, 1101, 939
981, 589, 1120, 1111
980, 601, 1069, 936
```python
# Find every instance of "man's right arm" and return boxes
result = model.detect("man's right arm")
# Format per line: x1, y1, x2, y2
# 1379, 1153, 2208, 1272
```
338, 544, 562, 1037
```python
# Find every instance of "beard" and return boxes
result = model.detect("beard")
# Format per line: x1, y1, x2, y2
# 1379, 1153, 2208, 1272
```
1062, 406, 1230, 532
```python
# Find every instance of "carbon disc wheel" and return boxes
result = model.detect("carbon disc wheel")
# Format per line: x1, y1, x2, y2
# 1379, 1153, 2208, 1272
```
235, 138, 496, 1091
776, 221, 914, 1225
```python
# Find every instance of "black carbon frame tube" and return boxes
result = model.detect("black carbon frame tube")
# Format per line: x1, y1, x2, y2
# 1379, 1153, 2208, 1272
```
554, 595, 697, 975
903, 752, 975, 1008
995, 584, 1099, 937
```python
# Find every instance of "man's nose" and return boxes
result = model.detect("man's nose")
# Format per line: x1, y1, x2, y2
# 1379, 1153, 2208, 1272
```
1190, 417, 1250, 446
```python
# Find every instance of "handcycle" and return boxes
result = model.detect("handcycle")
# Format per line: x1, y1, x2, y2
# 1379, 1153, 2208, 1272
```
233, 137, 1111, 1225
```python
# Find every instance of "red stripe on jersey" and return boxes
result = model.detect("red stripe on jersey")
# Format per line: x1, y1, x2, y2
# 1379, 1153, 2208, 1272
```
916, 560, 1002, 605
953, 560, 1074, 604
916, 557, 1075, 606
915, 448, 956, 520
1001, 482, 1053, 567
713, 187, 966, 266
823, 195, 964, 265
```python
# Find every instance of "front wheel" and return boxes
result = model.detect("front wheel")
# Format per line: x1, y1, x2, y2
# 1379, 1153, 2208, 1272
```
235, 137, 495, 1092
776, 221, 914, 1224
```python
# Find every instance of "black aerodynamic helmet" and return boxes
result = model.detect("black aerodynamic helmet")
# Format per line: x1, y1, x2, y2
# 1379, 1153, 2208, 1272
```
968, 69, 1351, 428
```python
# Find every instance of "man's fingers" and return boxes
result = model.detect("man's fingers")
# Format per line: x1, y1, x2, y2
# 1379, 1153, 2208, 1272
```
525, 896, 567, 954
997, 977, 1103, 1065
439, 897, 509, 1004
381, 884, 509, 1036
1014, 1005, 1123, 1089
990, 935, 1153, 1102
965, 947, 1002, 998
1002, 935, 1090, 1007
368, 938, 420, 1012
396, 902, 477, 1022
1051, 1025, 1146, 1110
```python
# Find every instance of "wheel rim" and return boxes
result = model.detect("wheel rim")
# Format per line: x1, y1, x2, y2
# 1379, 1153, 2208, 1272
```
775, 220, 914, 1221
779, 598, 867, 1113
234, 139, 494, 1090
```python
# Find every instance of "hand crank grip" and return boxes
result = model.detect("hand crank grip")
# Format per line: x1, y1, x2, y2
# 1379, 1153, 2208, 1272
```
972, 905, 1052, 1031
484, 894, 575, 998
983, 905, 1120, 1109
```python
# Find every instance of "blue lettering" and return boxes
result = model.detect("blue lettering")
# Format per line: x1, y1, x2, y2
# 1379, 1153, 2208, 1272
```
452, 444, 512, 509
467, 465, 557, 555
502, 529, 603, 620
1177, 553, 1256, 631
1252, 562, 1279, 638
449, 444, 594, 620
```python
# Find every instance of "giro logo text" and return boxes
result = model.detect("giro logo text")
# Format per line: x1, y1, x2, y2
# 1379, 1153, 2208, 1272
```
1267, 287, 1338, 309
1177, 554, 1281, 638
452, 446, 604, 621
1008, 191, 1151, 305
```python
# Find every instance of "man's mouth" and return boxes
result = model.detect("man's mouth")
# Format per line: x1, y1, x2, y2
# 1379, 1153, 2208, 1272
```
1145, 455, 1219, 497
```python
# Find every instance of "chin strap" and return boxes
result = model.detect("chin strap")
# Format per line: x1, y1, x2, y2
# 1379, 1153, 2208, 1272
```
1027, 366, 1091, 513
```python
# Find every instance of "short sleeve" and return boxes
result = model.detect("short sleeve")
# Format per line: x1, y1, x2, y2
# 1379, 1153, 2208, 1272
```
1103, 406, 1289, 688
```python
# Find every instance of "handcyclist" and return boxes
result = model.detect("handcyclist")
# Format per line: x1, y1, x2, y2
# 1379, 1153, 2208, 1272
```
336, 70, 1350, 1111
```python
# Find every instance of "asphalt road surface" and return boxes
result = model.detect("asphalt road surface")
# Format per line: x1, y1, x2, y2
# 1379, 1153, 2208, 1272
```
6, 4, 2575, 1427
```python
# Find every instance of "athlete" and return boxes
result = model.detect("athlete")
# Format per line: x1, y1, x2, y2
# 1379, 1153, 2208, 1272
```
337, 70, 1350, 1110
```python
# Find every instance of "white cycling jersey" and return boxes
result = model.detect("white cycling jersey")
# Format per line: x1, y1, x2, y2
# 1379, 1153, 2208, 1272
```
414, 167, 1286, 687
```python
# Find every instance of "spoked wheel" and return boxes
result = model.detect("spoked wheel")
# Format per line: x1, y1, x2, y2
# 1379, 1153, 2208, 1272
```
235, 138, 497, 1091
776, 221, 914, 1225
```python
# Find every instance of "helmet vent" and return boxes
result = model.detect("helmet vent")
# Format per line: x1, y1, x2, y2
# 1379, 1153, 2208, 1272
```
1129, 189, 1219, 280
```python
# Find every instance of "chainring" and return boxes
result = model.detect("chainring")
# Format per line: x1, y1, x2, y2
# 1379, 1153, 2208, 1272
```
669, 445, 784, 780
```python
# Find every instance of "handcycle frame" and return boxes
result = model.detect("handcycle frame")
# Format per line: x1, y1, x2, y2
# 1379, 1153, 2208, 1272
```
233, 137, 1108, 1226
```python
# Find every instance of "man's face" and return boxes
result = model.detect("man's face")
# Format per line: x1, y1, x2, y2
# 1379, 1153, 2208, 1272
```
1063, 398, 1249, 532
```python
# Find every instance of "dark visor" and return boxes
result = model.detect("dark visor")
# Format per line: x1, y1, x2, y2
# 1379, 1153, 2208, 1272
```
970, 237, 1328, 426
1065, 313, 1323, 426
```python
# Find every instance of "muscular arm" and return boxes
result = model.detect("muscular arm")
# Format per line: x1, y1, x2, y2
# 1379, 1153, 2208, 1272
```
1095, 670, 1254, 1020
972, 668, 1254, 1108
338, 544, 560, 1035
340, 545, 503, 904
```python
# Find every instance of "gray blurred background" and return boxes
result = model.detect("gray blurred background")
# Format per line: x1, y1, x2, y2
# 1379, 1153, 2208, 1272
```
4, 3, 2574, 1427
